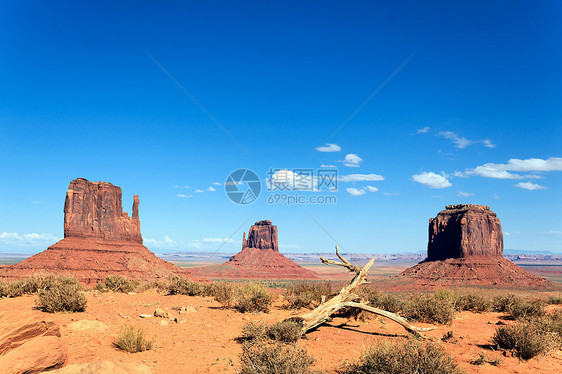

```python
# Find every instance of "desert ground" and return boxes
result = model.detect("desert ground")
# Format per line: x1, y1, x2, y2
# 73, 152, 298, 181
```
1, 260, 561, 374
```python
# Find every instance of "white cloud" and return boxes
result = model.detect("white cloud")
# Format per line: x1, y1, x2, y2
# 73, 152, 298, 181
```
316, 143, 342, 152
416, 126, 430, 134
438, 131, 495, 149
207, 187, 216, 192
320, 164, 336, 168
346, 187, 366, 196
173, 185, 190, 189
457, 191, 474, 197
543, 230, 562, 235
514, 182, 546, 190
268, 169, 315, 190
412, 172, 452, 189
382, 192, 400, 196
339, 174, 384, 182
212, 182, 222, 186
365, 185, 378, 192
195, 189, 204, 193
177, 194, 192, 198
203, 237, 236, 243
461, 157, 562, 179
0, 232, 60, 246
341, 154, 363, 167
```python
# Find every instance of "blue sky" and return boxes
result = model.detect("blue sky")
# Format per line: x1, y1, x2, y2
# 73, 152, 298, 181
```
1, 1, 561, 255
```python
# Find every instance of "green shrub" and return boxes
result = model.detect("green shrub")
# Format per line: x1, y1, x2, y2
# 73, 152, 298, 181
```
337, 339, 463, 374
284, 281, 331, 309
238, 341, 316, 374
403, 294, 455, 325
114, 326, 152, 353
36, 276, 87, 313
493, 323, 550, 359
95, 275, 139, 293
235, 283, 272, 313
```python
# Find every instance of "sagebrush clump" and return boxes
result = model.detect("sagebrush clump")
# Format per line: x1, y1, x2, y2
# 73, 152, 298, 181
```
337, 339, 463, 374
402, 293, 455, 325
36, 275, 87, 313
238, 341, 316, 374
114, 326, 153, 353
284, 281, 331, 309
235, 282, 272, 313
95, 275, 139, 293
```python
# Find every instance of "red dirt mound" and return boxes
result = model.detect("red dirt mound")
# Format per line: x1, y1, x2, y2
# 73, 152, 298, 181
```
190, 220, 318, 279
0, 178, 188, 284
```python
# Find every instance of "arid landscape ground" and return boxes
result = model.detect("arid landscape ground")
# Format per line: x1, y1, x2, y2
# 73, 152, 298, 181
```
1, 260, 561, 374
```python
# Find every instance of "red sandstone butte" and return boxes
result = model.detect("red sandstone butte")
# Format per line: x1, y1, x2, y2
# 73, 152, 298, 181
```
0, 178, 187, 284
399, 204, 548, 288
190, 220, 318, 279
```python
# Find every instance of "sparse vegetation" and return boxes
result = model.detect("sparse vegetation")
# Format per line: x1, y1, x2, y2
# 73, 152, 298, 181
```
492, 293, 522, 312
547, 294, 562, 305
0, 273, 57, 298
402, 293, 455, 325
284, 281, 331, 309
362, 288, 405, 313
36, 275, 87, 313
114, 326, 153, 353
211, 281, 239, 307
235, 282, 272, 313
238, 341, 316, 374
241, 320, 303, 344
493, 322, 550, 359
336, 339, 463, 374
166, 275, 207, 296
507, 299, 546, 320
95, 275, 139, 293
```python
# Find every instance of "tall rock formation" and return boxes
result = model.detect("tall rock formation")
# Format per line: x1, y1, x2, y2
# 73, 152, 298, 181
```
427, 204, 503, 260
0, 178, 187, 284
399, 204, 547, 288
190, 220, 317, 279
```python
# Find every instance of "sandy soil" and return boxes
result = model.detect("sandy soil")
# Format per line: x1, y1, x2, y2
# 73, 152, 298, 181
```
1, 290, 561, 374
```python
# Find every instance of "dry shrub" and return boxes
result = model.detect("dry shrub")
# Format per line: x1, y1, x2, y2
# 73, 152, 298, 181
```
212, 281, 239, 307
493, 323, 551, 359
0, 273, 57, 298
470, 352, 502, 366
508, 299, 546, 320
241, 320, 303, 344
337, 339, 463, 374
529, 310, 562, 348
363, 289, 405, 313
238, 341, 316, 374
114, 326, 152, 353
284, 281, 331, 309
235, 282, 272, 313
492, 293, 522, 312
37, 275, 87, 313
403, 294, 455, 325
166, 275, 207, 296
95, 275, 139, 293
434, 290, 491, 312
547, 294, 562, 305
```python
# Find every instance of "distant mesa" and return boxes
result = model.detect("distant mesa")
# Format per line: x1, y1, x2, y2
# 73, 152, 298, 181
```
399, 204, 548, 288
0, 178, 188, 284
190, 220, 318, 279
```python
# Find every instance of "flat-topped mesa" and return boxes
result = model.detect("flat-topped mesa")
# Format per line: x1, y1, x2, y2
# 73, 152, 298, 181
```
244, 220, 278, 251
63, 178, 142, 243
428, 204, 503, 261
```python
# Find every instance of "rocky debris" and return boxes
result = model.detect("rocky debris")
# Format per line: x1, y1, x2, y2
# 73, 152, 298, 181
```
428, 204, 503, 260
49, 361, 152, 374
0, 178, 189, 284
399, 205, 548, 288
0, 312, 67, 373
154, 308, 170, 319
190, 220, 318, 279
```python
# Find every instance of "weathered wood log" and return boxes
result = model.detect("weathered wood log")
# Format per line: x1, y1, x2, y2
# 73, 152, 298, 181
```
288, 246, 435, 338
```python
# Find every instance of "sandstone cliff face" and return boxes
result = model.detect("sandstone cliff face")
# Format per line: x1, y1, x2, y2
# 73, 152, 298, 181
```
428, 204, 503, 261
64, 178, 142, 243
191, 220, 317, 279
0, 178, 187, 284
244, 220, 278, 251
